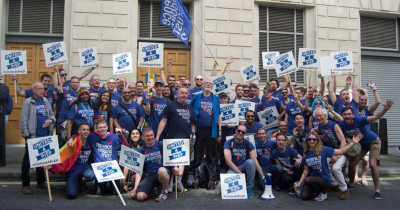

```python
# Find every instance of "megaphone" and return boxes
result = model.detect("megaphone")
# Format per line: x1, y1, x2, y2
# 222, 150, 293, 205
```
259, 173, 275, 200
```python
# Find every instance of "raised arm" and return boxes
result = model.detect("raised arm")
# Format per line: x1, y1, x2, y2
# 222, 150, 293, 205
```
53, 66, 63, 94
368, 83, 381, 113
210, 60, 219, 77
350, 71, 359, 103
160, 66, 167, 85
282, 75, 289, 89
318, 73, 325, 95
326, 103, 343, 122
344, 75, 351, 91
78, 64, 98, 80
334, 124, 347, 149
367, 99, 394, 122
167, 58, 173, 76
328, 71, 337, 105
219, 56, 233, 76
334, 133, 362, 155
11, 75, 26, 97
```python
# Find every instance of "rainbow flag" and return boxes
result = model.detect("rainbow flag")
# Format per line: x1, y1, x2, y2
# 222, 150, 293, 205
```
146, 73, 157, 84
51, 136, 82, 173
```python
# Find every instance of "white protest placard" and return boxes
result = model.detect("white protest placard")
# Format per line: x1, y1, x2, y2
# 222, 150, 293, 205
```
78, 47, 98, 69
27, 136, 60, 168
240, 64, 260, 84
330, 51, 353, 72
272, 51, 298, 77
113, 52, 133, 75
262, 52, 280, 69
92, 160, 125, 183
220, 174, 247, 199
138, 42, 164, 67
163, 139, 190, 166
119, 145, 145, 175
298, 48, 321, 71
42, 41, 68, 67
1, 50, 27, 74
210, 75, 231, 97
257, 106, 280, 129
235, 100, 256, 121
220, 103, 239, 126
320, 56, 335, 77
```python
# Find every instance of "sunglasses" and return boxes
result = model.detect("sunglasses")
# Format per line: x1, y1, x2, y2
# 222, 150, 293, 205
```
307, 138, 318, 142
281, 92, 288, 94
237, 129, 246, 134
184, 83, 191, 86
315, 102, 322, 105
244, 90, 250, 92
195, 78, 203, 81
246, 115, 255, 118
60, 73, 68, 77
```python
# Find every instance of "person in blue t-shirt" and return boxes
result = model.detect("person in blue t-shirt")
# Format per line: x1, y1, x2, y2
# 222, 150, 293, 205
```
270, 133, 302, 192
244, 110, 264, 136
13, 73, 56, 106
285, 88, 306, 135
93, 90, 114, 130
246, 84, 261, 104
67, 88, 94, 140
88, 74, 105, 104
286, 113, 312, 155
339, 101, 394, 200
259, 87, 286, 139
295, 131, 362, 201
328, 72, 358, 114
190, 75, 204, 99
255, 128, 280, 191
130, 128, 179, 202
106, 78, 122, 107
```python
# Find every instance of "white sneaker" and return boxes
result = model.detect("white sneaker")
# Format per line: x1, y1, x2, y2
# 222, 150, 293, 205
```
314, 192, 328, 201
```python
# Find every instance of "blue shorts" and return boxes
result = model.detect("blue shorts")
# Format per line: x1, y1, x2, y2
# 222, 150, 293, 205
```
136, 167, 171, 196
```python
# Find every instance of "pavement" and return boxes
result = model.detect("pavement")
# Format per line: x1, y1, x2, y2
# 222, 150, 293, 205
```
1, 144, 400, 180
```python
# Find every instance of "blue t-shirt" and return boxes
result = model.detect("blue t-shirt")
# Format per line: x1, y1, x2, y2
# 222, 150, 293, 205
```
197, 94, 213, 128
190, 87, 203, 98
147, 96, 168, 134
244, 122, 264, 136
161, 101, 195, 139
137, 141, 164, 175
255, 139, 277, 168
302, 146, 334, 183
221, 126, 234, 137
318, 120, 340, 149
294, 127, 312, 155
55, 80, 71, 116
285, 100, 305, 135
89, 87, 106, 104
223, 138, 255, 167
110, 92, 122, 107
66, 139, 91, 176
333, 98, 357, 115
272, 89, 282, 99
338, 116, 377, 146
271, 146, 299, 170
87, 133, 121, 162
67, 103, 94, 128
59, 90, 78, 119
352, 103, 373, 130
26, 88, 55, 105
112, 101, 145, 132
115, 89, 123, 96
35, 99, 48, 137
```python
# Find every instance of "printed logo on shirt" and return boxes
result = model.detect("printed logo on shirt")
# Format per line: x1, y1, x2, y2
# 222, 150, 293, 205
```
96, 143, 113, 161
176, 108, 191, 123
306, 156, 322, 173
145, 151, 162, 165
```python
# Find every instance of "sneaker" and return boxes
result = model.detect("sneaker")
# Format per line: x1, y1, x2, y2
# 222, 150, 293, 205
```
289, 187, 296, 195
247, 187, 253, 199
155, 192, 168, 202
314, 192, 328, 201
339, 190, 349, 200
373, 192, 382, 200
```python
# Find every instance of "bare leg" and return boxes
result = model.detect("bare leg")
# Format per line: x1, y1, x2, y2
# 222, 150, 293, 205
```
361, 156, 369, 186
348, 158, 361, 187
158, 167, 170, 192
369, 158, 380, 193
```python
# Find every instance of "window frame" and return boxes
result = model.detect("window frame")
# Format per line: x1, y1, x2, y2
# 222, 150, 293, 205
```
360, 16, 399, 52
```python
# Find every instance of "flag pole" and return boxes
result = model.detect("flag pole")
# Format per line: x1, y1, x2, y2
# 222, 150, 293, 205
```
190, 19, 217, 61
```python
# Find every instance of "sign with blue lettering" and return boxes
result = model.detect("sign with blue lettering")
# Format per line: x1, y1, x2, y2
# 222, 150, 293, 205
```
1, 50, 27, 75
78, 47, 98, 69
262, 52, 280, 69
113, 52, 133, 75
163, 139, 190, 166
210, 75, 231, 96
297, 48, 321, 71
234, 100, 256, 121
119, 145, 145, 175
220, 104, 239, 126
272, 51, 298, 77
220, 174, 247, 199
138, 42, 164, 67
257, 106, 280, 129
27, 136, 60, 168
330, 51, 353, 72
240, 64, 260, 83
320, 56, 335, 76
92, 160, 125, 183
42, 41, 68, 67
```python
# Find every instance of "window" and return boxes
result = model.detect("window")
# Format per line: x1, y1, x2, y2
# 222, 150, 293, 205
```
7, 0, 64, 36
139, 0, 191, 42
361, 16, 398, 50
259, 6, 304, 84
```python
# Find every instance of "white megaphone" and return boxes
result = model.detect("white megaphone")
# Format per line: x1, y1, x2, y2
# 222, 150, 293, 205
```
259, 173, 275, 200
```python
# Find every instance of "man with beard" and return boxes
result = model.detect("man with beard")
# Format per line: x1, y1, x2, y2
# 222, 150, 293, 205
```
329, 72, 358, 114
230, 84, 244, 103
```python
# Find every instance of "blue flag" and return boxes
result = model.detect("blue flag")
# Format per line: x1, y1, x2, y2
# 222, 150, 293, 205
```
159, 0, 192, 45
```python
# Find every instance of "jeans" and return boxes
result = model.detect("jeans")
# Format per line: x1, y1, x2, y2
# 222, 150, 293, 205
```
21, 142, 45, 187
257, 164, 282, 190
266, 127, 278, 141
332, 155, 348, 192
194, 127, 218, 181
65, 167, 95, 199
227, 159, 256, 188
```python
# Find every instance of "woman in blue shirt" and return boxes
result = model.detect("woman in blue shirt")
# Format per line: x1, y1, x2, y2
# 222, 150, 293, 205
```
93, 90, 113, 130
67, 88, 94, 140
295, 131, 362, 201
123, 128, 143, 191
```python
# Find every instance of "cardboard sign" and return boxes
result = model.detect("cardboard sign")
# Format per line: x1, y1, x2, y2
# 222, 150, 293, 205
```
262, 52, 280, 69
298, 48, 321, 71
220, 103, 239, 126
257, 106, 280, 129
220, 174, 247, 199
210, 75, 231, 97
78, 47, 98, 69
43, 41, 68, 67
27, 136, 60, 168
112, 52, 133, 75
272, 51, 298, 77
240, 64, 260, 83
138, 42, 164, 67
92, 160, 125, 183
235, 100, 256, 121
330, 51, 353, 72
163, 139, 190, 166
1, 50, 27, 74
320, 56, 335, 77
119, 145, 145, 175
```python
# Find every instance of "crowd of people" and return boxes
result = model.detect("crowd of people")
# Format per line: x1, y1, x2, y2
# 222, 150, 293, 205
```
7, 57, 395, 202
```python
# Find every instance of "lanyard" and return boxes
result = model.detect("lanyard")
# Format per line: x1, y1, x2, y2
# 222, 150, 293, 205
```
80, 103, 92, 126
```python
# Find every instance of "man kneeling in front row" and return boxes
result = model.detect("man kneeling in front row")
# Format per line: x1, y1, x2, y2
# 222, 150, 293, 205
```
130, 128, 179, 202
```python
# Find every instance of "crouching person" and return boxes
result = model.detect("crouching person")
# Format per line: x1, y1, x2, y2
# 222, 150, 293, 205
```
130, 128, 178, 202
